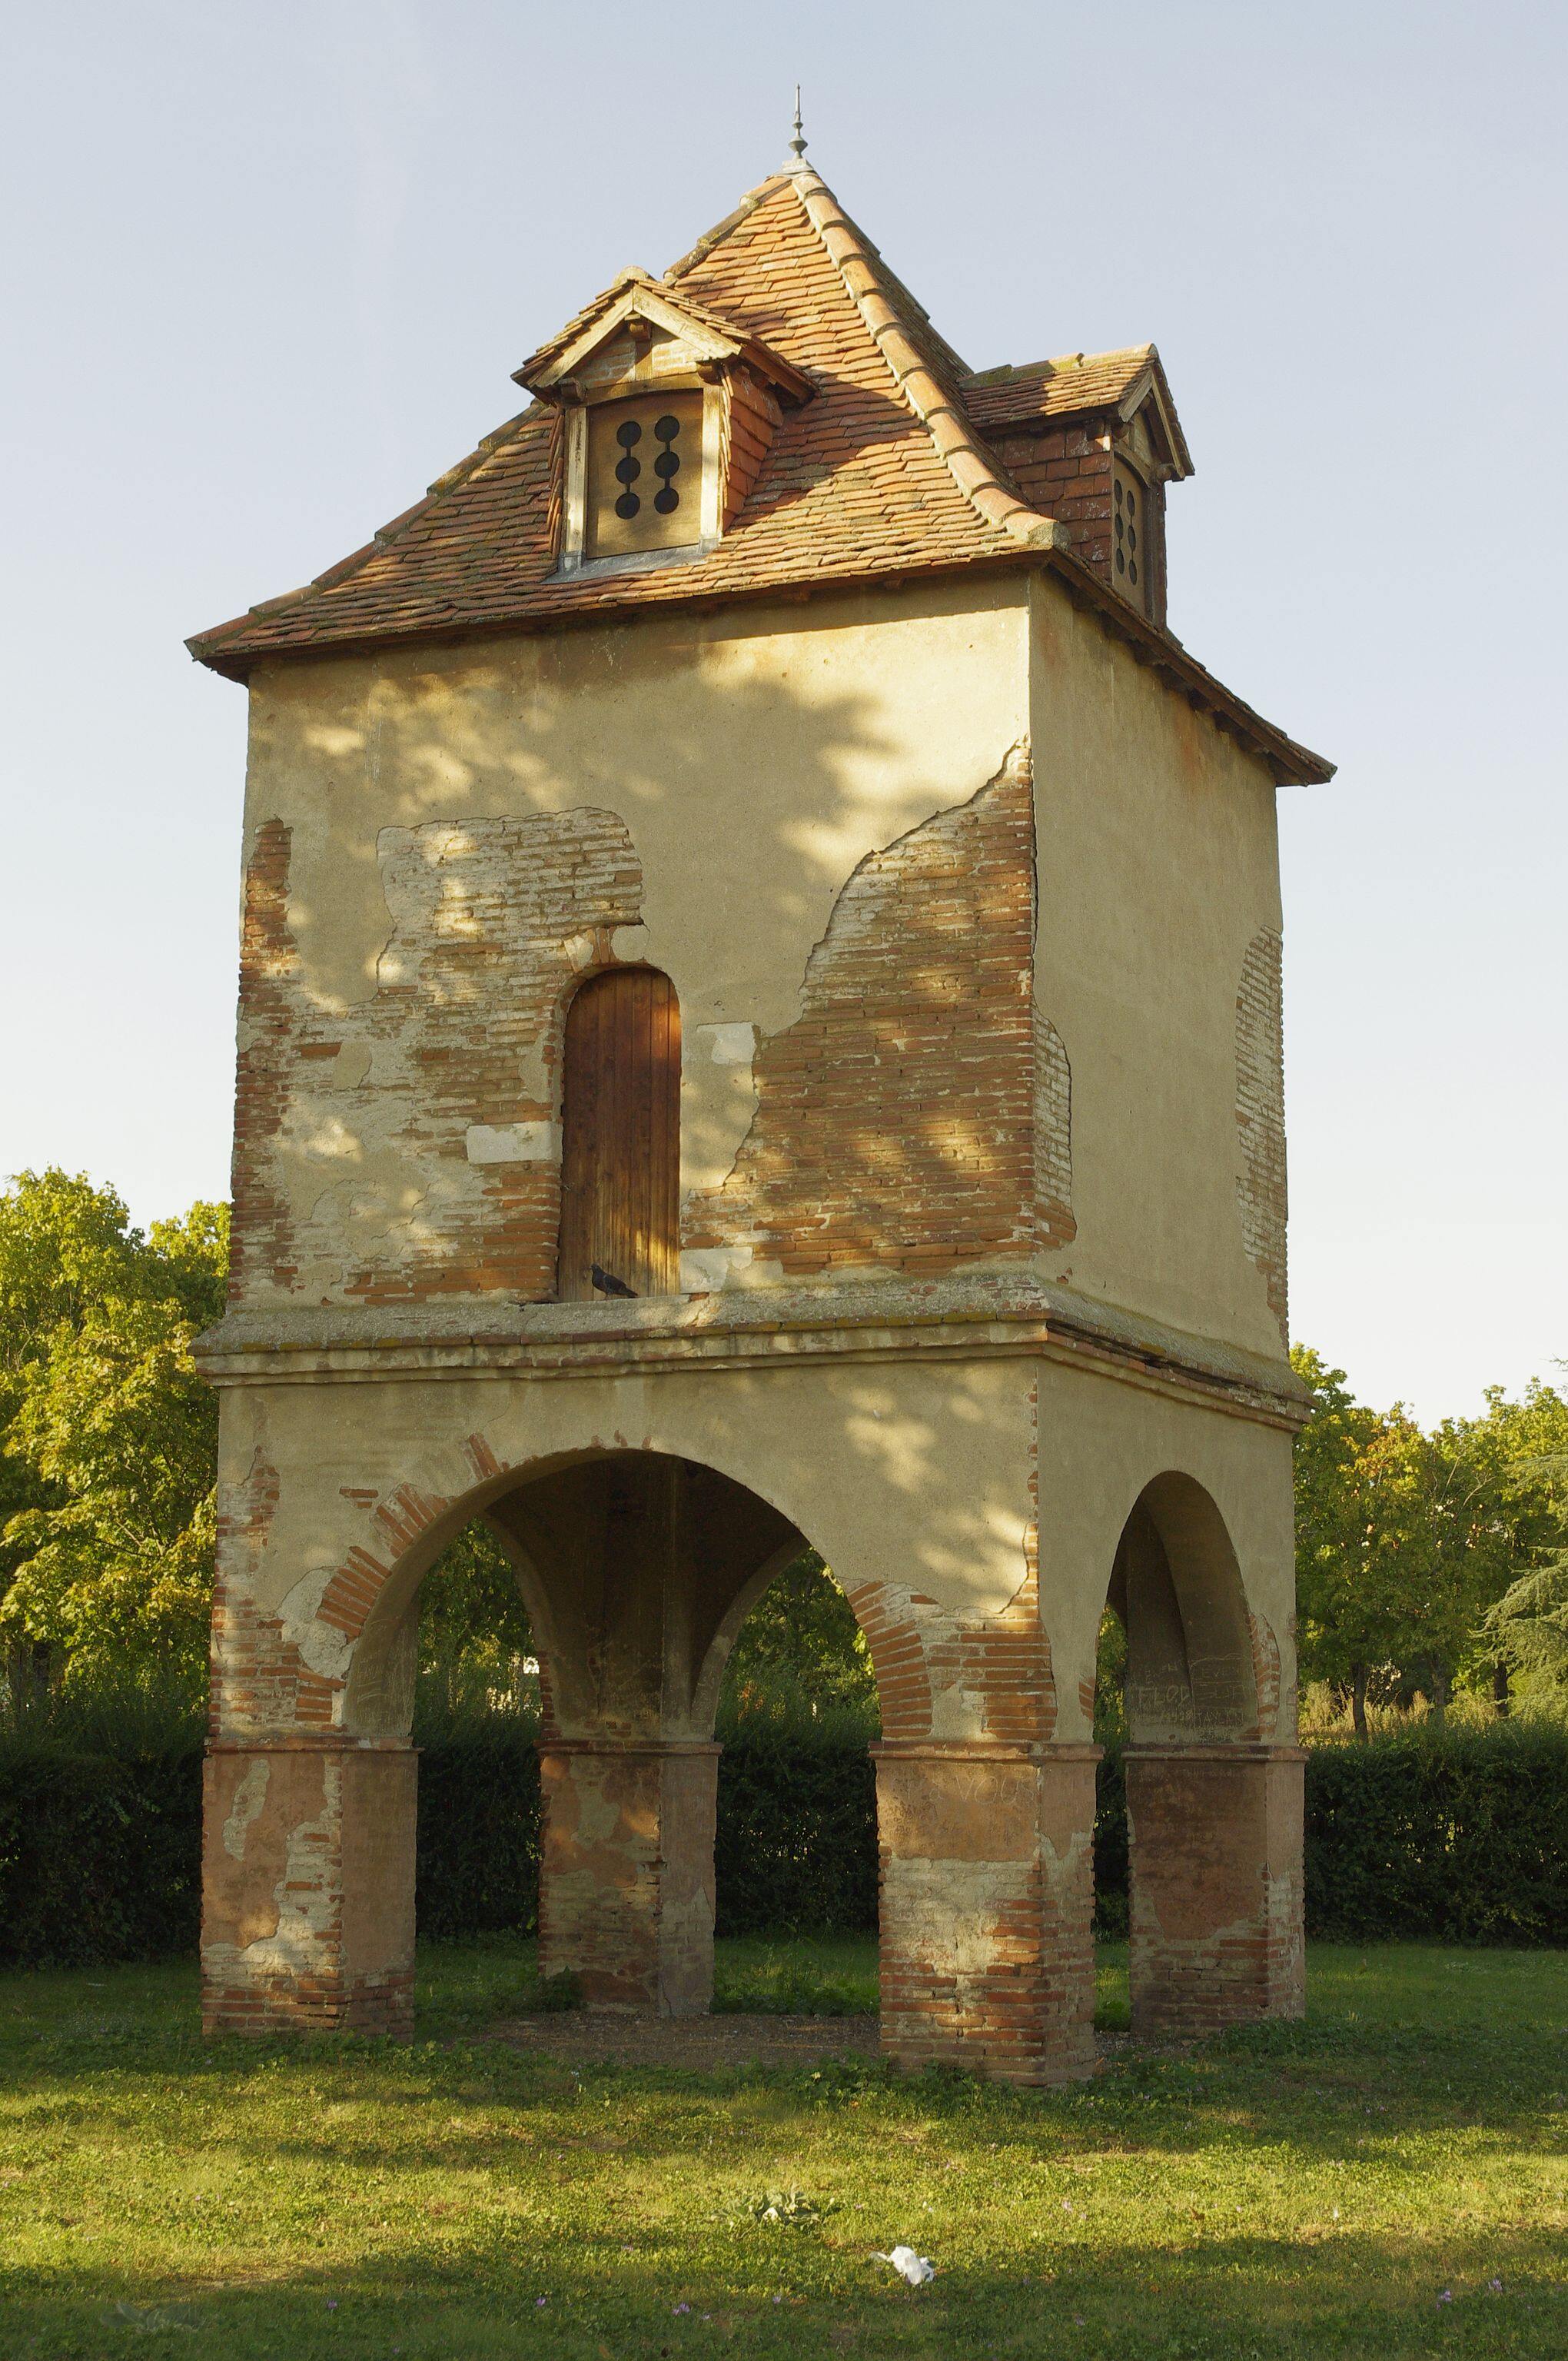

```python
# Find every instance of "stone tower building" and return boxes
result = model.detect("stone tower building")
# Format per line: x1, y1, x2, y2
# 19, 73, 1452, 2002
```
189, 152, 1331, 2083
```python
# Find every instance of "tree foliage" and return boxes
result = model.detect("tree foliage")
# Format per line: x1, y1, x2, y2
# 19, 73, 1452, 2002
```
1291, 1345, 1568, 1726
0, 1174, 226, 1689
719, 1551, 878, 1724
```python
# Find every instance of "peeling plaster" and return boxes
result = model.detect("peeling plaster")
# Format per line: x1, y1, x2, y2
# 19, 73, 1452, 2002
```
466, 1122, 561, 1165
277, 1566, 355, 1684
221, 1758, 271, 1861
233, 1762, 343, 1976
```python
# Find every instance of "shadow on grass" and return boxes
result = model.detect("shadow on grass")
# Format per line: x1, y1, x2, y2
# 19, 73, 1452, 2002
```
2, 2217, 1565, 2361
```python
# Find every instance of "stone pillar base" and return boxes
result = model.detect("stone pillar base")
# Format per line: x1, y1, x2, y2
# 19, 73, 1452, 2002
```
1125, 1743, 1305, 2037
537, 1741, 720, 2016
872, 1741, 1100, 2085
201, 1740, 417, 2038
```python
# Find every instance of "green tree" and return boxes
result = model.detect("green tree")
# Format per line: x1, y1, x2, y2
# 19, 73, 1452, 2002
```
0, 1172, 228, 1691
1432, 1384, 1568, 1708
1291, 1347, 1454, 1732
1483, 1514, 1568, 1688
417, 1520, 536, 1704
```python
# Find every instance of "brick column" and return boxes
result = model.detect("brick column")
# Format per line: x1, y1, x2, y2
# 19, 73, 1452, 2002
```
536, 1740, 720, 2015
201, 1738, 417, 2038
1124, 1743, 1305, 2036
872, 1741, 1099, 2085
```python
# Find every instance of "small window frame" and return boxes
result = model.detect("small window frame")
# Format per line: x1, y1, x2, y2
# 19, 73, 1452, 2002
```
1111, 456, 1152, 616
558, 379, 725, 578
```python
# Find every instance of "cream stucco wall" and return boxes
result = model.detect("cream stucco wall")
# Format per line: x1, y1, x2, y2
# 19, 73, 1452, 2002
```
235, 564, 1291, 1354
1028, 575, 1287, 1358
220, 1357, 1033, 1629
213, 1346, 1291, 1747
242, 580, 1031, 1276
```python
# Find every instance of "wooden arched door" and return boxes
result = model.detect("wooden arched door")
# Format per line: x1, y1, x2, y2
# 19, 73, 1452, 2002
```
557, 966, 680, 1301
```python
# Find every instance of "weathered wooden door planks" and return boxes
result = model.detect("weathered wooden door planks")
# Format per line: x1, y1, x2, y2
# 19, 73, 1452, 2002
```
557, 966, 680, 1300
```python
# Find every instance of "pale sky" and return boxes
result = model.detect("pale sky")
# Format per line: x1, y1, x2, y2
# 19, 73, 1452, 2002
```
2, 1, 1563, 1425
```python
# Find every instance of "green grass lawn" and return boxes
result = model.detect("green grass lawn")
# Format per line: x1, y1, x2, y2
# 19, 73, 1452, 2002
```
1, 1940, 1563, 2359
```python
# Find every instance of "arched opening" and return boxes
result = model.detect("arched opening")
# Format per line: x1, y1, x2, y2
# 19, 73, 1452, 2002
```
207, 1433, 1118, 2075
1094, 1472, 1301, 2034
556, 965, 680, 1300
1103, 1470, 1256, 1747
345, 1446, 816, 2015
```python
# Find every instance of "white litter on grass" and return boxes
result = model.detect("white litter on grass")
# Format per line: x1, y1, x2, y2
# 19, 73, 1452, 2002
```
873, 2245, 935, 2286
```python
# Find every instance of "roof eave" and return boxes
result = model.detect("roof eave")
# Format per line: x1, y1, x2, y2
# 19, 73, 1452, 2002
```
1038, 547, 1332, 784
187, 544, 1332, 786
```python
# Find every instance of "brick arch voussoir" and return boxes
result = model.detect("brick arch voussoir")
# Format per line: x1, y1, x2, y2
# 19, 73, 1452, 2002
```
844, 1548, 1055, 1746
317, 1430, 521, 1658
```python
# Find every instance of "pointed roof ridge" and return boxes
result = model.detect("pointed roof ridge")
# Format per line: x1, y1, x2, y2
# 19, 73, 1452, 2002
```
664, 175, 782, 282
775, 166, 1065, 554
183, 163, 1331, 785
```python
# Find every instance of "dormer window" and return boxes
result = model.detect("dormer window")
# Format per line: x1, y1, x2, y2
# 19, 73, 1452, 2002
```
513, 265, 812, 580
1112, 460, 1148, 614
586, 392, 705, 560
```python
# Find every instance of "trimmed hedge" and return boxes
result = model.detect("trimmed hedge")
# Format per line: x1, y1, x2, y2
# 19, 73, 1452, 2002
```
0, 1740, 204, 1967
0, 1721, 1563, 1968
414, 1721, 541, 1941
714, 1720, 879, 1936
1300, 1725, 1568, 1944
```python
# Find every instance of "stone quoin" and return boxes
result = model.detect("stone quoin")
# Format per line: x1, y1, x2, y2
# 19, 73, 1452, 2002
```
188, 145, 1331, 2080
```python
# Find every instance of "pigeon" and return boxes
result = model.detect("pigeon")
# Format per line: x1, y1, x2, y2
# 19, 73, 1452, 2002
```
590, 1263, 638, 1299
873, 2246, 935, 2286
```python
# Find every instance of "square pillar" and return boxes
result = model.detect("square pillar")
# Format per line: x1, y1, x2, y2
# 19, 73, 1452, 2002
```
872, 1741, 1099, 2085
1125, 1743, 1305, 2036
536, 1741, 720, 2015
201, 1739, 417, 2037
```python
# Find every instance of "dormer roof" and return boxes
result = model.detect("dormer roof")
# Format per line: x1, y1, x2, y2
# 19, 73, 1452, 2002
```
965, 347, 1194, 479
188, 165, 1330, 786
514, 265, 812, 407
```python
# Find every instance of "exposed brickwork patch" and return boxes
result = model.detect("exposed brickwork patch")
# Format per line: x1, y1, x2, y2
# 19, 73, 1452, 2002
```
231, 810, 643, 1306
1125, 1751, 1304, 2033
1248, 1611, 1283, 1742
994, 425, 1114, 579
845, 1563, 1054, 1745
208, 1448, 324, 1736
1034, 1013, 1075, 1249
1235, 926, 1288, 1341
683, 747, 1037, 1278
875, 1751, 1098, 2083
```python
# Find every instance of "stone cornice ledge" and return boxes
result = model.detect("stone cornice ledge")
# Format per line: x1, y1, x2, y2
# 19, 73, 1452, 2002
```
195, 1276, 1308, 1429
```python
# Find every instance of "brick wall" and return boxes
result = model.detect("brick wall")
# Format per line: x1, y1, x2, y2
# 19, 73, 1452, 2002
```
231, 810, 643, 1307
992, 425, 1115, 580
683, 750, 1039, 1279
231, 748, 1071, 1305
1235, 926, 1287, 1342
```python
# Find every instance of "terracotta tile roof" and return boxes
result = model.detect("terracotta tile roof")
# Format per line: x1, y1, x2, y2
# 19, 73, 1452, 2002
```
965, 347, 1194, 477
965, 347, 1152, 424
188, 168, 1328, 783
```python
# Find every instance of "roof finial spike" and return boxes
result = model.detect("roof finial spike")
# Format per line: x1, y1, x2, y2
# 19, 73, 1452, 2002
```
787, 85, 808, 169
